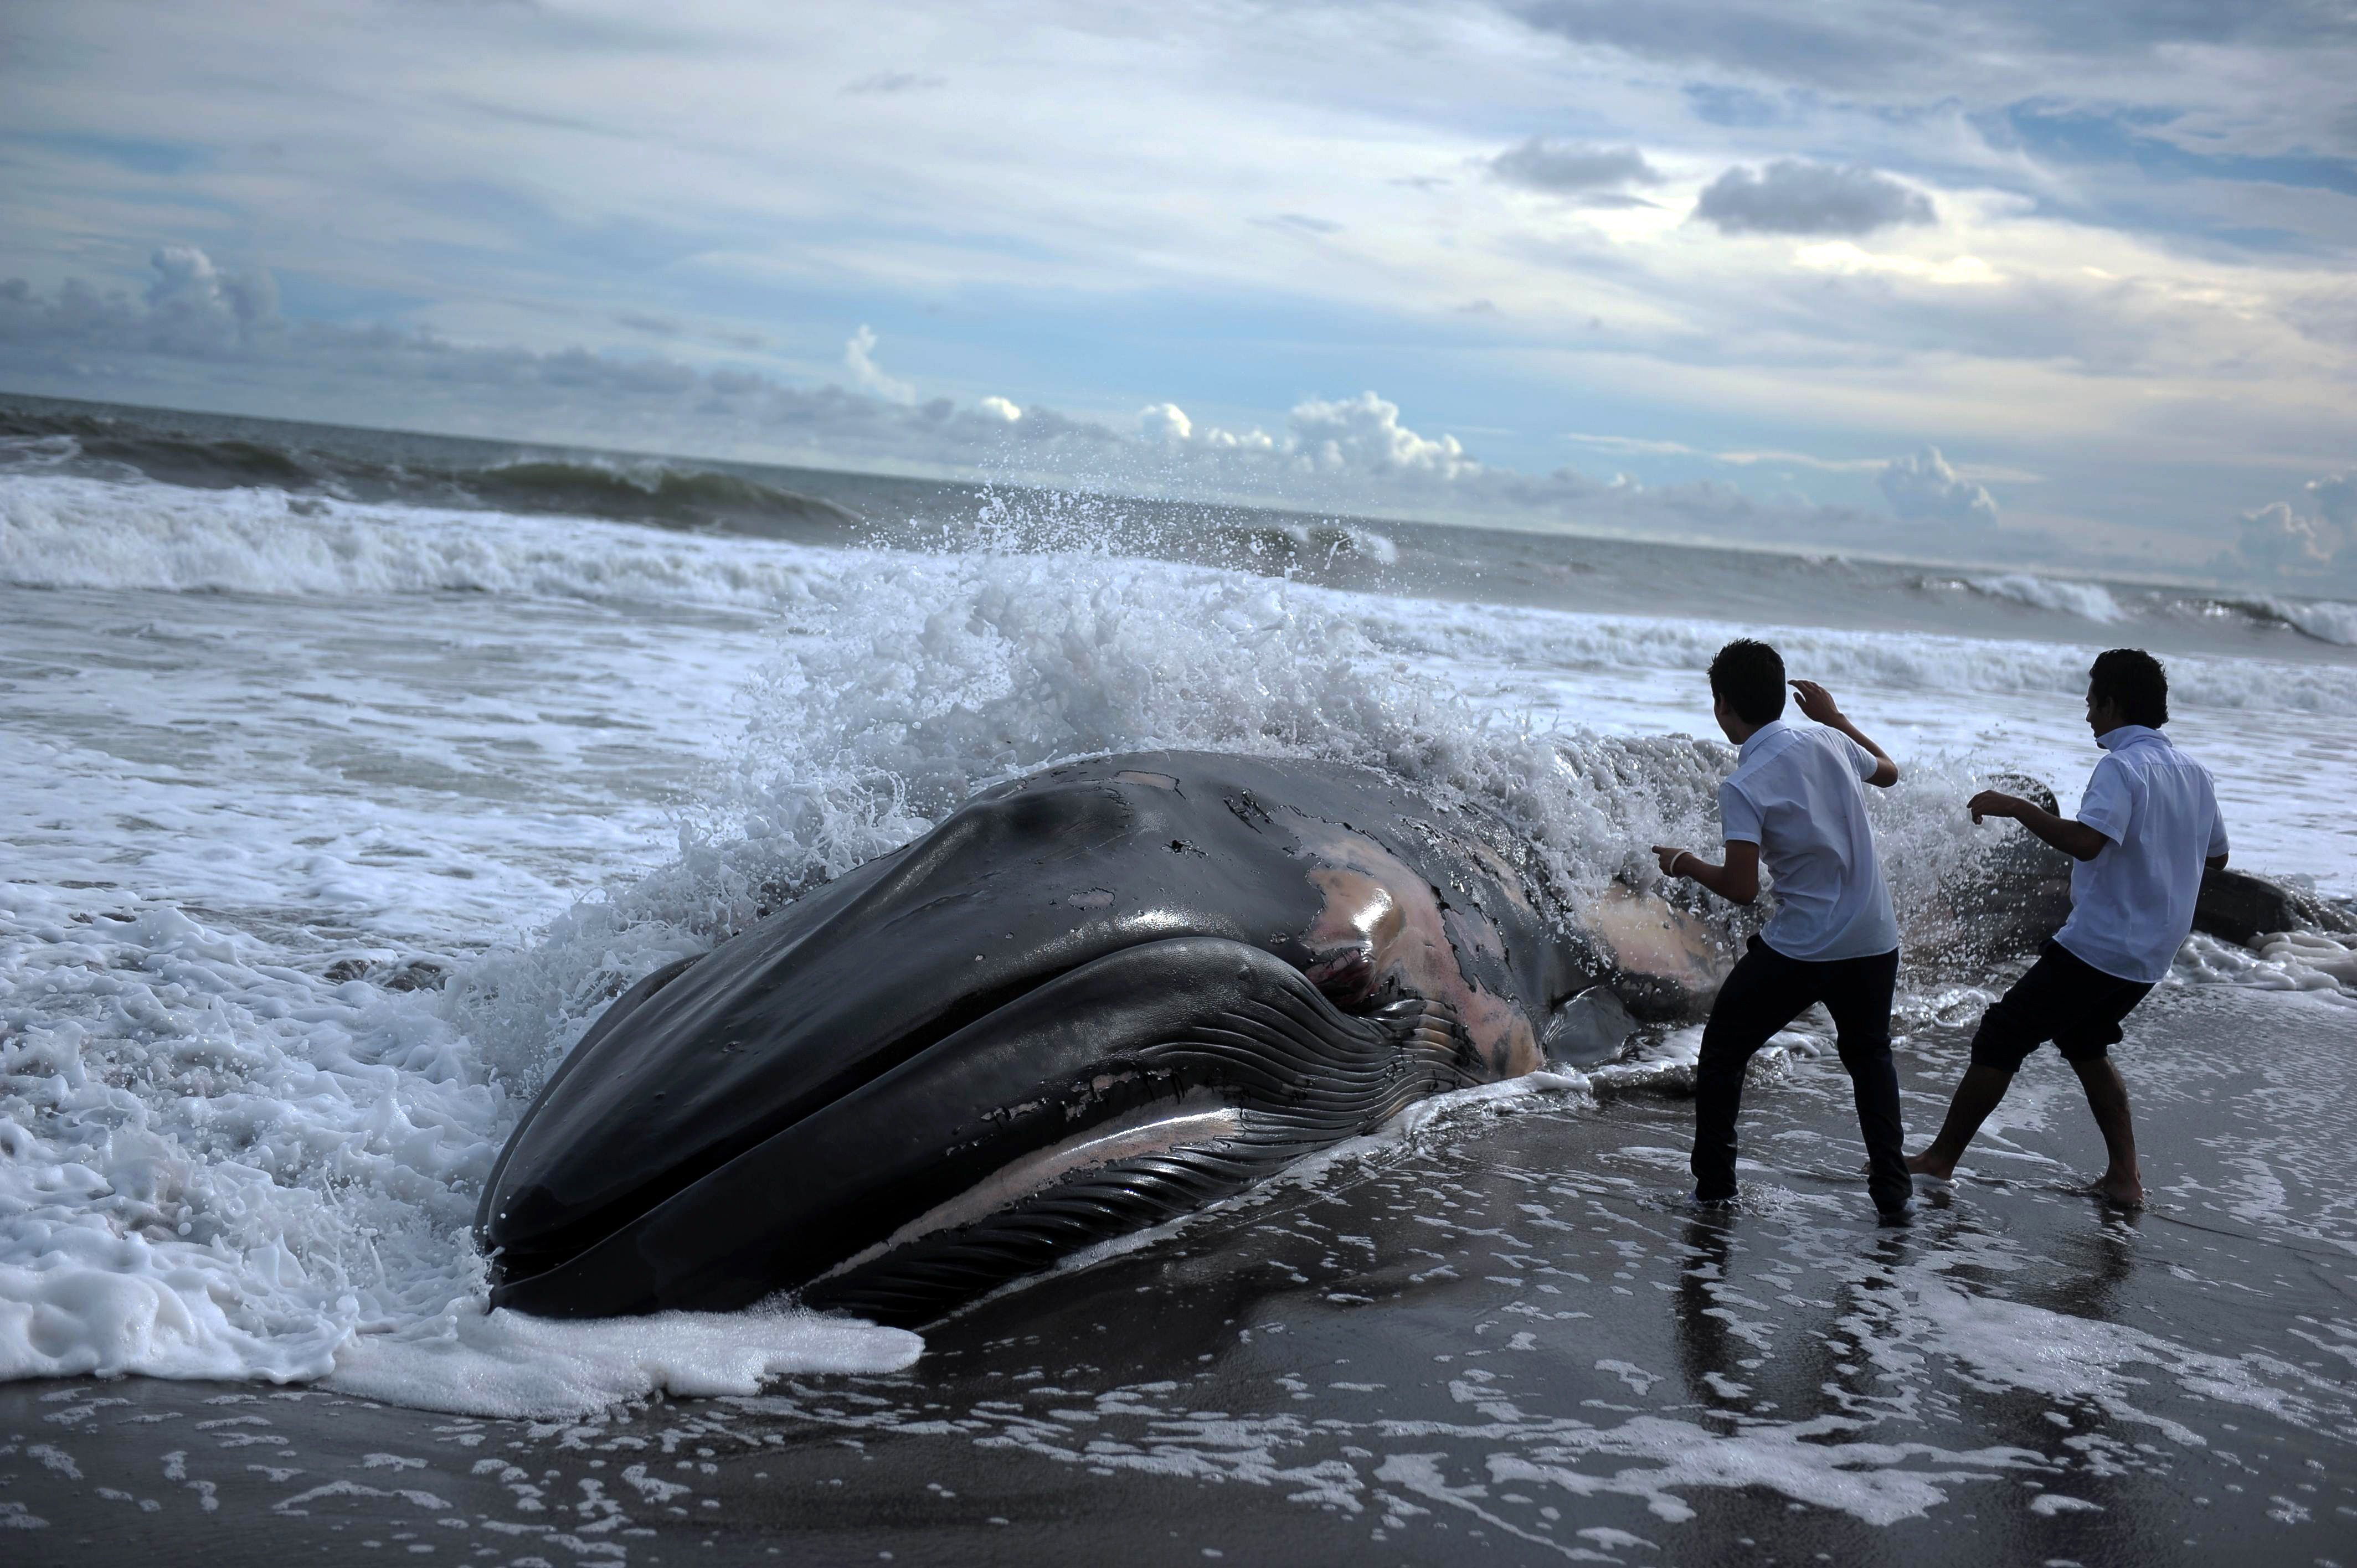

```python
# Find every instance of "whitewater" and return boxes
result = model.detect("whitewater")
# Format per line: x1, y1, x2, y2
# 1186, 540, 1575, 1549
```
3, 409, 2355, 1434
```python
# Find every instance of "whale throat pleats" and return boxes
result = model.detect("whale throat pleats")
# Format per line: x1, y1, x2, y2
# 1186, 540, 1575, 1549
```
801, 946, 1475, 1324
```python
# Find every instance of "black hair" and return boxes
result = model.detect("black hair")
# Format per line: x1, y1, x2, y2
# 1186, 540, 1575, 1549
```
2089, 648, 2168, 728
1708, 638, 1786, 726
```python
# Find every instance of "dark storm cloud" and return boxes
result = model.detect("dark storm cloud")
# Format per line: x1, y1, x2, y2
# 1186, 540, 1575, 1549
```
1488, 138, 1661, 194
1694, 161, 1934, 235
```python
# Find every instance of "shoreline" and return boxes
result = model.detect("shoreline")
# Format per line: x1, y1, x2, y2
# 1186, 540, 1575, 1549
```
9, 983, 2353, 1565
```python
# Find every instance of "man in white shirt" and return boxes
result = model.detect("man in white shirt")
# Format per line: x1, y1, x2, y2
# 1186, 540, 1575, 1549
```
1651, 638, 1913, 1223
1907, 648, 2229, 1208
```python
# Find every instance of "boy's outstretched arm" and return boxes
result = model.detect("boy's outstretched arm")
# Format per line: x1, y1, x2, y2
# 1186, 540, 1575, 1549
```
1653, 841, 1762, 904
1790, 679, 1900, 787
1966, 790, 2111, 861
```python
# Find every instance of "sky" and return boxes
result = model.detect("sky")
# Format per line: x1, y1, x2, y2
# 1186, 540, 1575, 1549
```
2, 0, 2354, 587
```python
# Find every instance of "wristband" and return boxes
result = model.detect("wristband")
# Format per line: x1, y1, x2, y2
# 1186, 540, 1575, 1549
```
1670, 851, 1691, 877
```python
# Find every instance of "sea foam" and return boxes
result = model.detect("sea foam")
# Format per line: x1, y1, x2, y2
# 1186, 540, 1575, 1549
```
1963, 572, 2127, 623
0, 473, 824, 608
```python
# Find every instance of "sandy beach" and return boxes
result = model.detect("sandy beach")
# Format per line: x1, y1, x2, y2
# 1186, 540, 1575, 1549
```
11, 981, 2351, 1565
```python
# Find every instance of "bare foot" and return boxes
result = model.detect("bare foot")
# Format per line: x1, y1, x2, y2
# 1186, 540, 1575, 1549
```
1905, 1151, 1953, 1180
2091, 1173, 2145, 1208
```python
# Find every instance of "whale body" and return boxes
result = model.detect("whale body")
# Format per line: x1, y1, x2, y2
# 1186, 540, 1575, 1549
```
476, 751, 1680, 1325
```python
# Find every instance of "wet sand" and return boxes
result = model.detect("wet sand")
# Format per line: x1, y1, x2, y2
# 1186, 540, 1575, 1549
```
7, 982, 2354, 1565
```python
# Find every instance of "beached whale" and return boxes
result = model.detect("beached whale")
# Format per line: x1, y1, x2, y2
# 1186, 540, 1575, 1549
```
476, 751, 1691, 1325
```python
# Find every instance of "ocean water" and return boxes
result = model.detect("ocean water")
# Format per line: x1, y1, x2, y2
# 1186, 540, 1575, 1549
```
2, 394, 2353, 1428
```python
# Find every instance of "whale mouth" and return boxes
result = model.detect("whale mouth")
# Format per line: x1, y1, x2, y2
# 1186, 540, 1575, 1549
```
479, 936, 1480, 1322
478, 947, 1093, 1297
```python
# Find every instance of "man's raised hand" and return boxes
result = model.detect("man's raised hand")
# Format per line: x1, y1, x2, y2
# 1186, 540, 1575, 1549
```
1790, 679, 1843, 725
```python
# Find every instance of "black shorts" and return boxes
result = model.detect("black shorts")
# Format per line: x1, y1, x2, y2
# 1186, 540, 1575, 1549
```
1969, 940, 2156, 1072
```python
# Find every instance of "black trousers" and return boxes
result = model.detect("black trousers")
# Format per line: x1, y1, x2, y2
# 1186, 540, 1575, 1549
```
1969, 939, 2155, 1071
1691, 935, 1908, 1213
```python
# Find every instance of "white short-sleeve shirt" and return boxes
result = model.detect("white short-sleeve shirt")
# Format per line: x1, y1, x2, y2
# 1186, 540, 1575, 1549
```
2054, 725, 2228, 983
1718, 719, 1900, 962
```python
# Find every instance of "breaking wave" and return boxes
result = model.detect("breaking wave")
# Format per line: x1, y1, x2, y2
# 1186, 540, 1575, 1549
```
0, 407, 863, 538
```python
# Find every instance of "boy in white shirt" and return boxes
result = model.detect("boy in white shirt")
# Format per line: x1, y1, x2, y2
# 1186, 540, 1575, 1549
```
1651, 638, 1913, 1223
1906, 649, 2227, 1208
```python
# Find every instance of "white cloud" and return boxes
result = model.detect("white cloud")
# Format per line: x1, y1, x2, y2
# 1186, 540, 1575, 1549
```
1794, 243, 2001, 287
843, 324, 914, 404
1139, 402, 1191, 443
1283, 391, 1478, 480
1879, 446, 1999, 526
2225, 469, 2355, 579
2234, 501, 2335, 570
2309, 471, 2357, 532
976, 395, 1022, 422
1198, 425, 1277, 453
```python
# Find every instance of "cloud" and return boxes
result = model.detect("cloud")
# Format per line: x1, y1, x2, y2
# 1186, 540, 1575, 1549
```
1681, 82, 1793, 128
843, 324, 914, 404
71, 244, 287, 356
2310, 471, 2357, 532
2233, 502, 2335, 571
0, 250, 1588, 515
0, 249, 1071, 468
7, 0, 2354, 592
1488, 138, 1661, 197
1879, 446, 1999, 526
1283, 391, 1477, 480
1125, 395, 1472, 478
845, 71, 946, 94
1694, 161, 1935, 236
1139, 403, 1192, 443
1253, 213, 1344, 235
1792, 242, 1999, 286
0, 245, 2155, 567
1514, 1, 2357, 93
2225, 469, 2356, 578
